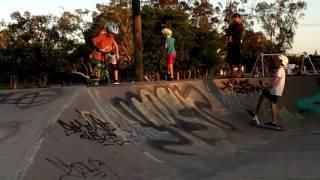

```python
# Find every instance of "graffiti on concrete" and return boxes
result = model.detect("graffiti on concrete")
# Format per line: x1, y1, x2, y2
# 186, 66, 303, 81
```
220, 79, 261, 94
57, 109, 131, 146
109, 85, 236, 155
47, 157, 118, 180
212, 79, 270, 116
0, 89, 59, 108
296, 92, 320, 117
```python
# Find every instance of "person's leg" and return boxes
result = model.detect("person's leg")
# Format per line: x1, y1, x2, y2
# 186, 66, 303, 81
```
264, 94, 279, 126
229, 64, 235, 77
109, 54, 119, 84
111, 64, 119, 84
229, 44, 241, 77
114, 66, 119, 81
167, 54, 175, 80
96, 63, 102, 79
271, 102, 278, 123
167, 62, 171, 77
234, 64, 242, 77
169, 64, 174, 78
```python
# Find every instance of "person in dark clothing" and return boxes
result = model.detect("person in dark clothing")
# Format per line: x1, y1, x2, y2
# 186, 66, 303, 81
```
224, 13, 244, 77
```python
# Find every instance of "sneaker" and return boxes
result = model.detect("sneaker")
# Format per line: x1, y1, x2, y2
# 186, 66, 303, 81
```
167, 77, 174, 81
264, 121, 277, 127
113, 80, 120, 85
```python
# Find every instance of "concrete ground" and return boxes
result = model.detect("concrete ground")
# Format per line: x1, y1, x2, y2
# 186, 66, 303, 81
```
0, 76, 319, 180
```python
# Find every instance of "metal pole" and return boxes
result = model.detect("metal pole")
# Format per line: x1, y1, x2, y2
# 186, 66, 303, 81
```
306, 54, 318, 75
251, 53, 261, 76
261, 53, 265, 76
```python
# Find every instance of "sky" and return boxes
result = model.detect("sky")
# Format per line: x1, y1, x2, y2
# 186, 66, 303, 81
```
0, 0, 319, 54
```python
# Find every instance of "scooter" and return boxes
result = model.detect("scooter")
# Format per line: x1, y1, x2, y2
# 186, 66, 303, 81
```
247, 85, 284, 131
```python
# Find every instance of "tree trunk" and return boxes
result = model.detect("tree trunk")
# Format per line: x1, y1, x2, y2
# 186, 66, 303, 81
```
132, 0, 144, 82
205, 68, 208, 79
9, 74, 17, 89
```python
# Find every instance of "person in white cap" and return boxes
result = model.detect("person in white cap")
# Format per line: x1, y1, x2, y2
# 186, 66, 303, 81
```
161, 28, 176, 81
260, 55, 289, 126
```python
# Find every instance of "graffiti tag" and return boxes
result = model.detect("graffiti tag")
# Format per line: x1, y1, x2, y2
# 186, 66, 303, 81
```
220, 79, 261, 94
110, 85, 236, 155
0, 90, 58, 108
47, 157, 118, 180
57, 109, 130, 146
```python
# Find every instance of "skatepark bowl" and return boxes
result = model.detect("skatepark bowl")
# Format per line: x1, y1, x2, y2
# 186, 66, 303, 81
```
0, 76, 320, 180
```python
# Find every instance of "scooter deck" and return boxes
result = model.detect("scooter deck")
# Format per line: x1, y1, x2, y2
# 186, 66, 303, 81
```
247, 110, 284, 131
248, 120, 284, 131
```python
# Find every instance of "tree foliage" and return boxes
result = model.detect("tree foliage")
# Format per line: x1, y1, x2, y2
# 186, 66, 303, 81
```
255, 0, 306, 49
0, 0, 307, 88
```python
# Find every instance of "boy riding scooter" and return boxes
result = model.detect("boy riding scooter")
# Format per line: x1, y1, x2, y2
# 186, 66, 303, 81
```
247, 55, 289, 130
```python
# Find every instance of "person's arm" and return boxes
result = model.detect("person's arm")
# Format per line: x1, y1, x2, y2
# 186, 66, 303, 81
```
92, 36, 99, 47
160, 39, 168, 51
223, 36, 232, 50
164, 41, 168, 49
263, 76, 281, 89
263, 69, 282, 89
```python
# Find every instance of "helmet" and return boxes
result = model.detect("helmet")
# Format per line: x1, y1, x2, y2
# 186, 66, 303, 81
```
105, 22, 119, 35
161, 28, 172, 37
278, 55, 289, 66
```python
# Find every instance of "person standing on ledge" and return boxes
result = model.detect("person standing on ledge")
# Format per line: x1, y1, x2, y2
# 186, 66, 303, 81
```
223, 13, 244, 77
161, 28, 176, 81
92, 22, 120, 84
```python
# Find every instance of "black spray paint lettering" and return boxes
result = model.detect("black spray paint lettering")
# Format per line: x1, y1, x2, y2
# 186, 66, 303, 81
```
0, 90, 57, 108
46, 157, 119, 180
111, 85, 236, 155
57, 109, 130, 146
220, 79, 262, 94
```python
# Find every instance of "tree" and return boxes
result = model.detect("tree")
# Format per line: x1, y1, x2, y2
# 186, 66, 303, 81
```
190, 0, 215, 31
0, 12, 61, 88
241, 30, 276, 71
141, 4, 223, 79
0, 10, 89, 88
255, 0, 306, 50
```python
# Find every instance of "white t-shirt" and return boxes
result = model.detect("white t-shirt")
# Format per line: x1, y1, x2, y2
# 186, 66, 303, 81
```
270, 67, 286, 96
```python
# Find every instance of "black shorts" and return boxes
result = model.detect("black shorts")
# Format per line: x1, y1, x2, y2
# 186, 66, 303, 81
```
226, 43, 241, 66
264, 90, 279, 103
